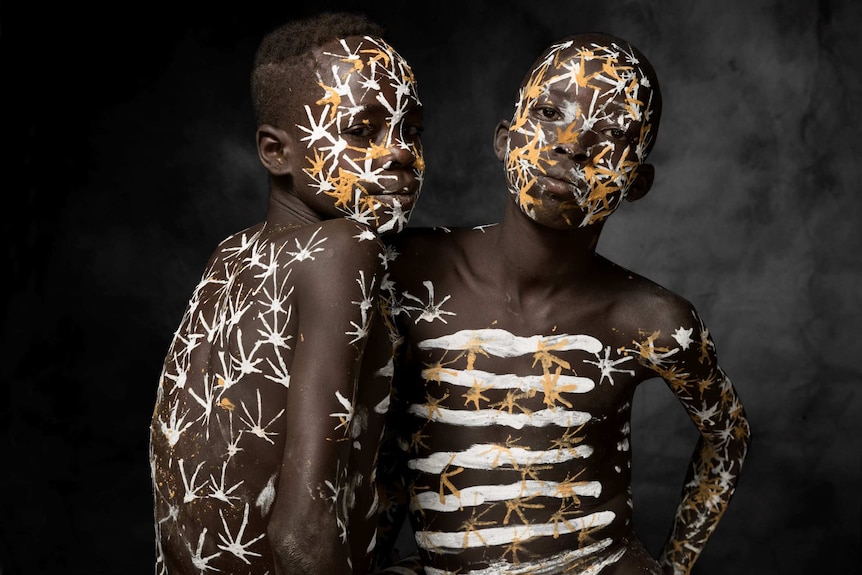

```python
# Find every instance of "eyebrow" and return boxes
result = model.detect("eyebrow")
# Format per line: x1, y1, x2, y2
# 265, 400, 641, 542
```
337, 100, 423, 123
539, 88, 628, 116
352, 100, 423, 114
596, 102, 628, 116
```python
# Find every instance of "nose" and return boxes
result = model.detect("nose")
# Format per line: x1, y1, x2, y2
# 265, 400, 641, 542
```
553, 129, 594, 162
553, 141, 591, 162
381, 142, 416, 170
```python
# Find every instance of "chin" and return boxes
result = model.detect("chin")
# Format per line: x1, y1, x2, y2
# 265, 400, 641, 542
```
375, 212, 413, 235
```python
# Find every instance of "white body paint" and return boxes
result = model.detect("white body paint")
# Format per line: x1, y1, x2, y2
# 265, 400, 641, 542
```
415, 510, 615, 549
419, 329, 604, 357
422, 542, 623, 575
412, 479, 603, 512
422, 367, 595, 394
407, 442, 594, 474
409, 403, 592, 428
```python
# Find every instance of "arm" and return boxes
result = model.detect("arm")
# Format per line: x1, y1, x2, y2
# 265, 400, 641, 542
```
370, 410, 418, 573
368, 293, 413, 571
266, 222, 387, 574
369, 240, 424, 574
633, 303, 752, 575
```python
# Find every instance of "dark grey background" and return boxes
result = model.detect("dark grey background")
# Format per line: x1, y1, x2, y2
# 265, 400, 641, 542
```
4, 0, 861, 573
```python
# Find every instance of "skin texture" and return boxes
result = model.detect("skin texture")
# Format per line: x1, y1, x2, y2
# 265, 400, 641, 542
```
150, 23, 423, 575
374, 34, 750, 575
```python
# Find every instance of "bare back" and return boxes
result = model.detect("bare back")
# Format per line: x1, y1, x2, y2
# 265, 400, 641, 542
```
151, 218, 391, 574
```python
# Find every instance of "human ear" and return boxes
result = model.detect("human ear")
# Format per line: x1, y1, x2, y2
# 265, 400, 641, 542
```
257, 124, 295, 176
493, 120, 511, 162
625, 163, 654, 202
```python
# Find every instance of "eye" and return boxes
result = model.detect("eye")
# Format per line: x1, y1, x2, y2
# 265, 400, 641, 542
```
343, 123, 375, 139
602, 127, 628, 140
402, 107, 424, 139
403, 123, 424, 137
532, 105, 561, 121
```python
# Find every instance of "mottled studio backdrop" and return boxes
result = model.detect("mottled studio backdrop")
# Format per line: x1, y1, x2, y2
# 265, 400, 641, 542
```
4, 0, 861, 573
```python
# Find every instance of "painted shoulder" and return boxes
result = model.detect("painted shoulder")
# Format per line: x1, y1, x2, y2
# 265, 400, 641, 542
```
602, 256, 702, 337
266, 218, 388, 270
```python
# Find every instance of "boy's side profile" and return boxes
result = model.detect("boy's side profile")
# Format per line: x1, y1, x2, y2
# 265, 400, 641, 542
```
149, 12, 424, 574
375, 33, 751, 574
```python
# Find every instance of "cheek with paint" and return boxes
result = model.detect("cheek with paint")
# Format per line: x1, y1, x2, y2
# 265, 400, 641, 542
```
295, 70, 373, 220
505, 105, 645, 227
502, 103, 550, 217
575, 141, 640, 226
309, 127, 368, 218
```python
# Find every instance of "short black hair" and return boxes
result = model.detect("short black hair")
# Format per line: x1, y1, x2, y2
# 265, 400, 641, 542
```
251, 11, 386, 127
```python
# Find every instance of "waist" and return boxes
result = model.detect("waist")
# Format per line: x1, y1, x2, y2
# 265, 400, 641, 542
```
407, 485, 635, 571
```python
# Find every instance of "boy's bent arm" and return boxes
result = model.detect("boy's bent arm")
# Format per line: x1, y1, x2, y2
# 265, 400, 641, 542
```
267, 224, 388, 574
633, 301, 752, 575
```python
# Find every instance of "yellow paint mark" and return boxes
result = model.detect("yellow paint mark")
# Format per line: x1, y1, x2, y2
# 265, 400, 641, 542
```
462, 378, 491, 410
438, 458, 463, 504
315, 82, 343, 121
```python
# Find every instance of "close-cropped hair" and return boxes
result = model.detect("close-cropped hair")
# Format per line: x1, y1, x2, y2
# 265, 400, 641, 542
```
251, 11, 386, 127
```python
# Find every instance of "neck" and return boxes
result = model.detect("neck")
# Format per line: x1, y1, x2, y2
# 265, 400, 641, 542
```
266, 187, 322, 227
492, 198, 605, 286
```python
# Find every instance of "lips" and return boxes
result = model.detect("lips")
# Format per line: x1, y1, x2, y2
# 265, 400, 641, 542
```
374, 183, 418, 196
367, 173, 420, 198
370, 191, 416, 209
536, 174, 578, 198
366, 183, 420, 214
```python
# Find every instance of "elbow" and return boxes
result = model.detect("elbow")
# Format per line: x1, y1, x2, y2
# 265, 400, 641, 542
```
270, 544, 317, 575
736, 412, 753, 466
268, 514, 349, 574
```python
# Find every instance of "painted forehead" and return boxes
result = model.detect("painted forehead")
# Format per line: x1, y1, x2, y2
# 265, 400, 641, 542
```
315, 35, 421, 115
523, 38, 655, 124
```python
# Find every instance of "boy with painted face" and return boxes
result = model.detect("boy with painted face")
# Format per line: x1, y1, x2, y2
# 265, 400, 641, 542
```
149, 12, 424, 575
375, 33, 751, 574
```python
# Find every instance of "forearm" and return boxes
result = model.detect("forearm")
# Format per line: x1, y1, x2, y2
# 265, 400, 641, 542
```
659, 420, 751, 574
372, 424, 412, 568
373, 495, 409, 568
270, 527, 351, 575
268, 443, 354, 574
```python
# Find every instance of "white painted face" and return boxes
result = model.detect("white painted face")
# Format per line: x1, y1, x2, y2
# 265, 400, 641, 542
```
503, 38, 657, 228
296, 36, 425, 234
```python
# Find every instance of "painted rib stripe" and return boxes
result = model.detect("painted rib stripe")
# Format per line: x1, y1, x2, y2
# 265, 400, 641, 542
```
422, 539, 619, 575
408, 443, 593, 474
421, 367, 594, 394
415, 510, 615, 549
408, 403, 592, 428
418, 329, 603, 356
412, 479, 602, 512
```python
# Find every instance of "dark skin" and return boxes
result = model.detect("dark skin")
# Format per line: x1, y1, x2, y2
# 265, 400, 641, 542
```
150, 32, 423, 575
376, 34, 750, 575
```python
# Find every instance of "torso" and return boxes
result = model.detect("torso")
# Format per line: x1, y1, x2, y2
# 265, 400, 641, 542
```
383, 226, 671, 574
